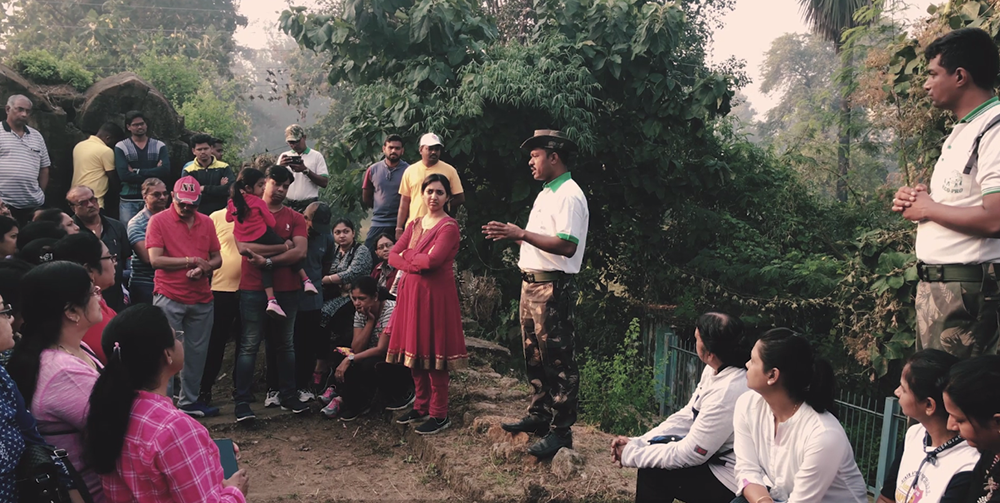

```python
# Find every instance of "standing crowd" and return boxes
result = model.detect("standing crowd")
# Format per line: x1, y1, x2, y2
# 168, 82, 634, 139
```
0, 85, 590, 501
0, 25, 999, 503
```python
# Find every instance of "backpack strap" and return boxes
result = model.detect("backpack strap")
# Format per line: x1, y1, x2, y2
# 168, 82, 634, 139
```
964, 113, 1000, 174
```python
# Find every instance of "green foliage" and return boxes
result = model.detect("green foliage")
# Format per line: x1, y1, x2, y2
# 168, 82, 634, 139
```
178, 82, 251, 165
579, 318, 657, 435
135, 54, 209, 108
11, 49, 94, 90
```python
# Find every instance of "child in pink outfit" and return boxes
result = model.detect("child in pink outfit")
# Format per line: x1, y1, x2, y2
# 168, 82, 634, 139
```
227, 169, 317, 318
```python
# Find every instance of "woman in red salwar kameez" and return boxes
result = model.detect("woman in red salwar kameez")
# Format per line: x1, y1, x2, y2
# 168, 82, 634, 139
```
386, 173, 468, 435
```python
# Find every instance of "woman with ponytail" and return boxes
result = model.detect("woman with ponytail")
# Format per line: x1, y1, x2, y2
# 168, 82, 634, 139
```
877, 350, 977, 503
8, 261, 105, 502
732, 328, 867, 503
85, 304, 249, 502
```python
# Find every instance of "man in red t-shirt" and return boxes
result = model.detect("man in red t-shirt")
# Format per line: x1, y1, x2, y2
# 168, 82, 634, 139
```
146, 176, 222, 418
233, 165, 310, 421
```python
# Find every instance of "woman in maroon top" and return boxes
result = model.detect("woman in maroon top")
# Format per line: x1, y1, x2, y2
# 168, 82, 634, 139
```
386, 174, 468, 435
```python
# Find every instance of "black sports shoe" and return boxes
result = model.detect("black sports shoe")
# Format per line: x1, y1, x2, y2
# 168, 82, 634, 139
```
280, 398, 309, 414
415, 416, 451, 435
235, 403, 256, 423
339, 405, 370, 422
527, 430, 573, 458
501, 415, 551, 436
384, 391, 416, 411
396, 409, 429, 424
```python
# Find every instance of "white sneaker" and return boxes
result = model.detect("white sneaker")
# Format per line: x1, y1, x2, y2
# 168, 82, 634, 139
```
264, 389, 280, 408
298, 389, 315, 403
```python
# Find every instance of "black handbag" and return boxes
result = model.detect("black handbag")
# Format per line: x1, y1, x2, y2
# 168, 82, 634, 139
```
16, 444, 93, 503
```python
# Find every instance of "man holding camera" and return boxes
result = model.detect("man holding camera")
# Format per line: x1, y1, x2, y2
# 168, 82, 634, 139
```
278, 124, 329, 213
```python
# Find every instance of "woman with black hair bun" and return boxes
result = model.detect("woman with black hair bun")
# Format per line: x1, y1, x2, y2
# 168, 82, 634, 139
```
878, 349, 978, 503
942, 355, 1000, 503
85, 304, 248, 502
611, 312, 752, 503
733, 328, 867, 503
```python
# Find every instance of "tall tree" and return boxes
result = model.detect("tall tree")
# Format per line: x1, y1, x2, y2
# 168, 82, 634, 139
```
797, 0, 867, 202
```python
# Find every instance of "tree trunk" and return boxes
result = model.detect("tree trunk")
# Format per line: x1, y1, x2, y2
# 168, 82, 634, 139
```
836, 47, 851, 203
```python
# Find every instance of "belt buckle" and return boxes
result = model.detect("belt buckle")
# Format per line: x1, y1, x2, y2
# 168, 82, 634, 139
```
522, 272, 536, 283
933, 265, 944, 281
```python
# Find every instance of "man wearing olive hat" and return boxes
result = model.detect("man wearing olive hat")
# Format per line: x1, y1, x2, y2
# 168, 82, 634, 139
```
482, 129, 589, 458
279, 124, 329, 213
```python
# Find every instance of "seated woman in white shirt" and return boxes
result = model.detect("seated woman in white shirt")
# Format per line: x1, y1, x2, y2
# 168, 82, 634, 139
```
733, 328, 867, 503
878, 350, 978, 503
611, 312, 751, 503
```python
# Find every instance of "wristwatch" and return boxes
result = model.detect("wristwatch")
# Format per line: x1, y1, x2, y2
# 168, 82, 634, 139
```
347, 354, 355, 364
264, 258, 273, 270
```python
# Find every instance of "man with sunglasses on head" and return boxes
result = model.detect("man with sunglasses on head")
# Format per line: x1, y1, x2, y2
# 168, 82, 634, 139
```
394, 132, 465, 240
115, 110, 170, 225
362, 134, 409, 257
0, 95, 51, 225
278, 124, 328, 213
68, 185, 131, 312
145, 176, 222, 418
125, 178, 168, 305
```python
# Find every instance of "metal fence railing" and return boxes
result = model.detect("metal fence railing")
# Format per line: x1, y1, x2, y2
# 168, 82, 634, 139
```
650, 322, 907, 495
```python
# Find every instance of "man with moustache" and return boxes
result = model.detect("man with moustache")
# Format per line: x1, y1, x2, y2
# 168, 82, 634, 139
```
394, 133, 464, 240
0, 95, 51, 225
483, 130, 589, 459
362, 134, 409, 255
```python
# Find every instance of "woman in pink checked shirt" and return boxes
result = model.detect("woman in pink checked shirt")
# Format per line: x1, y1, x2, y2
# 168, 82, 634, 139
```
83, 304, 249, 503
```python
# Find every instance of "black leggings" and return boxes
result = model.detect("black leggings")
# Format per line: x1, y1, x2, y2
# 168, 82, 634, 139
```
252, 227, 303, 290
635, 464, 735, 503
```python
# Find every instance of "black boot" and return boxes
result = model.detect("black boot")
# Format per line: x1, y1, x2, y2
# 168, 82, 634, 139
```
501, 415, 551, 436
527, 429, 573, 458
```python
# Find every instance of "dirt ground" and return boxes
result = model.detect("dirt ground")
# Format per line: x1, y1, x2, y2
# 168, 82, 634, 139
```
198, 341, 636, 502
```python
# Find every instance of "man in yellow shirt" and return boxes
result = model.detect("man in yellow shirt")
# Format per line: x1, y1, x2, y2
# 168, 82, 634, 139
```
394, 133, 465, 239
71, 122, 124, 209
200, 204, 244, 405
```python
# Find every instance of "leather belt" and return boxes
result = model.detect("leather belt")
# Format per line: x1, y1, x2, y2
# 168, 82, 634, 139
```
521, 270, 565, 283
917, 262, 997, 282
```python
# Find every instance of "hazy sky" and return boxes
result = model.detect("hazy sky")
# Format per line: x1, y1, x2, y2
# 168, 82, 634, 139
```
235, 0, 939, 114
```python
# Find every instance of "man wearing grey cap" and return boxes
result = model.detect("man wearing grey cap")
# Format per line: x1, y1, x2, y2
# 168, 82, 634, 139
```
482, 129, 589, 459
394, 132, 465, 240
279, 124, 329, 213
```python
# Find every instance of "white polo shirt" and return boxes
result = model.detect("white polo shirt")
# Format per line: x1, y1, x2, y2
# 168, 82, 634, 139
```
916, 97, 1000, 264
518, 172, 589, 274
0, 121, 50, 208
890, 424, 978, 503
278, 148, 328, 201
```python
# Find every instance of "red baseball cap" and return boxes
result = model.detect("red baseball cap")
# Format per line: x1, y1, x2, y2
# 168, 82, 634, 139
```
173, 176, 202, 205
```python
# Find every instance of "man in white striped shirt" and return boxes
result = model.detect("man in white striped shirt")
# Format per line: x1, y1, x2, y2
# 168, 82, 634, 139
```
0, 95, 50, 225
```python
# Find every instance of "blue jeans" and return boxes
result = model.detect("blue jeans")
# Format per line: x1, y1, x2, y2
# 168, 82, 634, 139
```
119, 199, 144, 226
129, 280, 154, 305
234, 290, 300, 405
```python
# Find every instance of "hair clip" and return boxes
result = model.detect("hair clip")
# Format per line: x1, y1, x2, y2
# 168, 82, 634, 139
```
113, 342, 122, 360
39, 252, 53, 263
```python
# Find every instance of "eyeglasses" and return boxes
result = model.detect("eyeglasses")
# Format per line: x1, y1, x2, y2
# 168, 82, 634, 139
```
177, 202, 198, 210
100, 255, 118, 264
146, 191, 167, 199
0, 303, 13, 319
128, 121, 146, 128
377, 243, 394, 250
70, 197, 99, 207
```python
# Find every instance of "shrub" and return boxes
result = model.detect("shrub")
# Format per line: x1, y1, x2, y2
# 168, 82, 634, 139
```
135, 53, 205, 108
11, 50, 94, 91
579, 318, 657, 436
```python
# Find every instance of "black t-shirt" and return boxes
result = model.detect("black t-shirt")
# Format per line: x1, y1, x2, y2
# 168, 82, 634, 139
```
965, 452, 1000, 503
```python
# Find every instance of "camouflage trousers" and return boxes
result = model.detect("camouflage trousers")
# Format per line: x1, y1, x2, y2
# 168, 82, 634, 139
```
520, 276, 579, 432
916, 280, 1000, 359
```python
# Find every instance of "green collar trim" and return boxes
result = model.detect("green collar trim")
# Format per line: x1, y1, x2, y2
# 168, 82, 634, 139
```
960, 96, 999, 123
544, 171, 572, 192
303, 147, 311, 155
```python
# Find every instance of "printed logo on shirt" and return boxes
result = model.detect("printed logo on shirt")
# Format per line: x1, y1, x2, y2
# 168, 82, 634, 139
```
285, 223, 291, 232
942, 170, 965, 194
896, 470, 930, 503
694, 445, 708, 456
